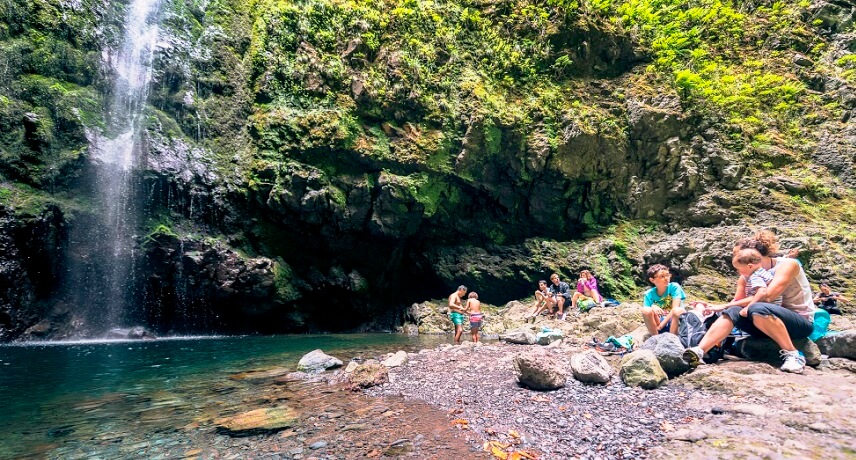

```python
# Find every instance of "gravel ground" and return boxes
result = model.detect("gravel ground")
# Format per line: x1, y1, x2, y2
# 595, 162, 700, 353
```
368, 342, 713, 459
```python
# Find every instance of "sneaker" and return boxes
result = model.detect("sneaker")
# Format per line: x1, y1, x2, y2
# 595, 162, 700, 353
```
560, 313, 567, 321
683, 346, 704, 368
780, 350, 806, 374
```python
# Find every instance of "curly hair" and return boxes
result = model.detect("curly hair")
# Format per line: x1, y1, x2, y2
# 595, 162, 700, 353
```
734, 230, 779, 257
753, 229, 780, 255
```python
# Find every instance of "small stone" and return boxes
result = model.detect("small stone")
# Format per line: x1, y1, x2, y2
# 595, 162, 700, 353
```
308, 441, 328, 450
711, 407, 725, 415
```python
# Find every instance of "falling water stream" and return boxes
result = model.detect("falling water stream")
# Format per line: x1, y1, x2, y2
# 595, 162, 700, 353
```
72, 0, 162, 331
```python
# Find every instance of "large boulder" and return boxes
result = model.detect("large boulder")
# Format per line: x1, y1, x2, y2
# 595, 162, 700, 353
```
214, 407, 297, 436
500, 329, 538, 345
406, 301, 451, 333
639, 333, 691, 376
297, 349, 343, 373
732, 337, 822, 366
570, 350, 614, 384
620, 350, 668, 389
514, 349, 567, 391
347, 362, 389, 389
816, 330, 856, 359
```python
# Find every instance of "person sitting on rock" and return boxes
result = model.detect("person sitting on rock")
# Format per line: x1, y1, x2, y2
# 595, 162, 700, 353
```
525, 280, 554, 321
548, 273, 572, 320
465, 292, 482, 343
641, 264, 687, 336
684, 231, 815, 374
448, 285, 468, 345
814, 282, 849, 315
572, 270, 603, 313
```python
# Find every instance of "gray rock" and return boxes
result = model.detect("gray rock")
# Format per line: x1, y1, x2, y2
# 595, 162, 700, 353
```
500, 329, 538, 345
309, 440, 328, 449
732, 337, 822, 366
297, 349, 343, 373
619, 350, 668, 389
382, 350, 408, 368
793, 53, 814, 67
514, 349, 567, 391
537, 330, 564, 346
639, 333, 691, 376
816, 330, 856, 359
570, 350, 614, 384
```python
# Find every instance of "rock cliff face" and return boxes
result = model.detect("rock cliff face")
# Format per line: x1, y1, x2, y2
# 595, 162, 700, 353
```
1, 0, 856, 339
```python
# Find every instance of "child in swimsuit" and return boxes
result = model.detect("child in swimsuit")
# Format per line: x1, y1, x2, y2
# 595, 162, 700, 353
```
465, 292, 482, 343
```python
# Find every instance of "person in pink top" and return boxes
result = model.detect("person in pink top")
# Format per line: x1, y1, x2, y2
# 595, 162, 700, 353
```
571, 270, 603, 312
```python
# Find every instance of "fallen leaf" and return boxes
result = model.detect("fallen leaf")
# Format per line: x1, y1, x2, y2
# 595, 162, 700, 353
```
508, 429, 521, 439
510, 451, 540, 460
660, 421, 675, 432
484, 441, 512, 459
531, 395, 550, 403
558, 406, 567, 411
452, 418, 469, 426
366, 449, 381, 458
448, 408, 464, 415
583, 413, 592, 419
485, 428, 497, 435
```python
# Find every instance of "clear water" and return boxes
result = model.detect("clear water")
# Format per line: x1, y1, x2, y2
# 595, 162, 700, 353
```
0, 334, 448, 459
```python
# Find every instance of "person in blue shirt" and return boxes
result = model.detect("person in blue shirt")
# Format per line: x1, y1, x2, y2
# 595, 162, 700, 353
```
641, 264, 688, 336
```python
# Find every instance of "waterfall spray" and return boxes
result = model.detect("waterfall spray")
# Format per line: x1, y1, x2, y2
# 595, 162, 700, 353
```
70, 0, 162, 334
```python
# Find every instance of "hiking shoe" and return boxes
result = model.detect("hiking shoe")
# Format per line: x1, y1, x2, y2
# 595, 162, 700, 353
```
780, 350, 806, 374
683, 346, 704, 368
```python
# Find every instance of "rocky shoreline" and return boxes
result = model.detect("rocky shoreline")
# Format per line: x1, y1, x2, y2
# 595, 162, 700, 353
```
367, 342, 710, 459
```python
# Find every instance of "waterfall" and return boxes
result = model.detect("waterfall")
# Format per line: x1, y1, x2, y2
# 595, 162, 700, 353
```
70, 0, 162, 334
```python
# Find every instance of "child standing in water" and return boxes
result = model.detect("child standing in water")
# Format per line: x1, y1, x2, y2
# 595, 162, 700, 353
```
465, 292, 482, 343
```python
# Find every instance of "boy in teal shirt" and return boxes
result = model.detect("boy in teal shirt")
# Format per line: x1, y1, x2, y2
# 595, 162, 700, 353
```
641, 264, 687, 336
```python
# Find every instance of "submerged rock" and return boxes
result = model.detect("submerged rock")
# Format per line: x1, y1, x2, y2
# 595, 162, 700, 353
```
620, 350, 668, 389
107, 327, 157, 340
297, 349, 343, 373
214, 407, 297, 436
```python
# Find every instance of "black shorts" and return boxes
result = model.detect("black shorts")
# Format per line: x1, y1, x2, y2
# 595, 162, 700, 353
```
720, 303, 813, 339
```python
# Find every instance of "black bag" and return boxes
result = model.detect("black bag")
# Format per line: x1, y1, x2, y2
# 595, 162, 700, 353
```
677, 312, 706, 348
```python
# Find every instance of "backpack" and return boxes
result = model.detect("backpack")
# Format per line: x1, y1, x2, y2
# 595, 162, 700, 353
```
677, 312, 706, 348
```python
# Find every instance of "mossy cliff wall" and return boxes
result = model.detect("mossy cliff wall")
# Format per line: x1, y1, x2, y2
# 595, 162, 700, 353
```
2, 0, 856, 339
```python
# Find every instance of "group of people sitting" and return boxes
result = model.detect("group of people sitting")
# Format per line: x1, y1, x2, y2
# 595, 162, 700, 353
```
445, 230, 848, 373
643, 230, 840, 374
523, 271, 604, 321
